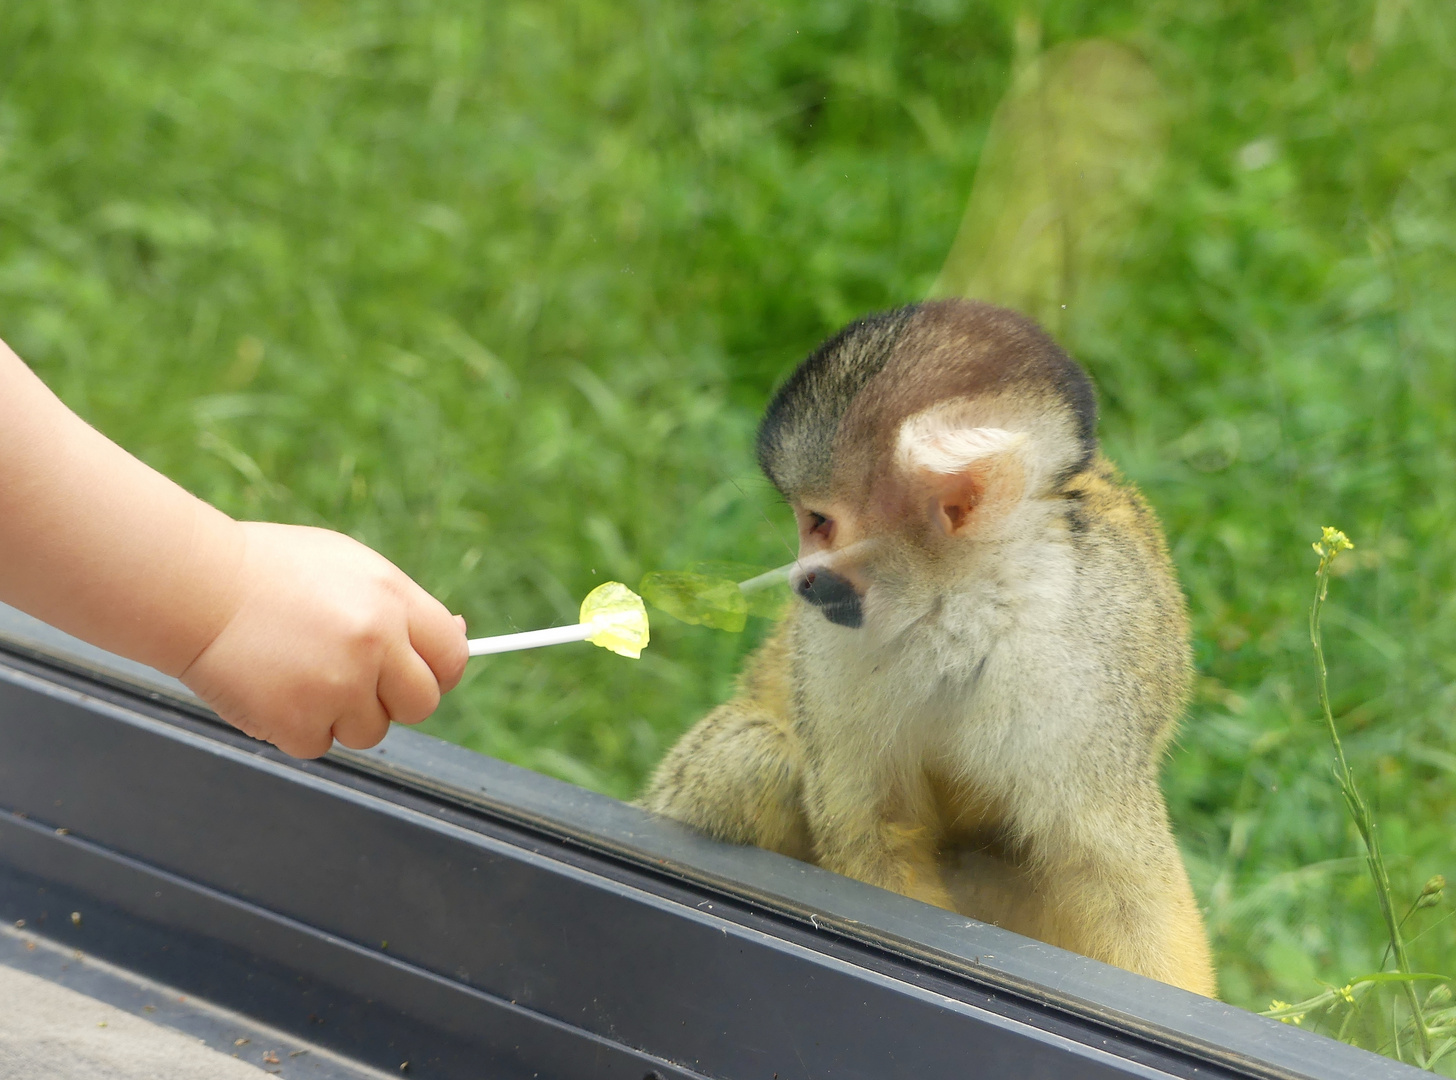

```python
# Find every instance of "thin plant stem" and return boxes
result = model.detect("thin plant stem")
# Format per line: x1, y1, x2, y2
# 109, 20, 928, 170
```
1310, 529, 1431, 1062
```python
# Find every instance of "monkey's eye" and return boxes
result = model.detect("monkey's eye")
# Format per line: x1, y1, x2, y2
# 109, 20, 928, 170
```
804, 510, 834, 542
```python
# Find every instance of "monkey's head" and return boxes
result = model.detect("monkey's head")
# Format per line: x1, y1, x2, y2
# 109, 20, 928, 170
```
757, 299, 1096, 635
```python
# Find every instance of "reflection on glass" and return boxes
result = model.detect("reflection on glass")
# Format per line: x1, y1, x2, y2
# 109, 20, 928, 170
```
6, 2, 1456, 1064
931, 32, 1168, 335
640, 563, 789, 632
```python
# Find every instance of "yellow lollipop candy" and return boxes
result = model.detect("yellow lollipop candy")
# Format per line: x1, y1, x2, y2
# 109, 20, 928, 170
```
579, 581, 651, 658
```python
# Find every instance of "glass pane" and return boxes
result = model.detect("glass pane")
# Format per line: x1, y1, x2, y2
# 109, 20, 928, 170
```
3, 3, 1454, 1065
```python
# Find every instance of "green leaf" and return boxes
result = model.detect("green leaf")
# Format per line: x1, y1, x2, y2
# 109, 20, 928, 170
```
1348, 972, 1451, 985
1424, 1037, 1456, 1072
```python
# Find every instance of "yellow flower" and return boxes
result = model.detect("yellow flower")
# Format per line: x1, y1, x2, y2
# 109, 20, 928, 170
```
1416, 874, 1446, 910
1265, 1000, 1304, 1025
1312, 526, 1354, 561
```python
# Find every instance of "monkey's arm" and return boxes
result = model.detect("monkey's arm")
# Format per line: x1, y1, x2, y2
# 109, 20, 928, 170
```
638, 627, 811, 860
639, 702, 811, 859
798, 748, 958, 911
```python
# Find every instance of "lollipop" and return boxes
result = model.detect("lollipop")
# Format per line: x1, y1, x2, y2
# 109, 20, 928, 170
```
467, 581, 650, 659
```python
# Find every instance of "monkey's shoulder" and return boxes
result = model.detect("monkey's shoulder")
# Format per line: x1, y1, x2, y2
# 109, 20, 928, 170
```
1055, 453, 1192, 725
1057, 453, 1175, 566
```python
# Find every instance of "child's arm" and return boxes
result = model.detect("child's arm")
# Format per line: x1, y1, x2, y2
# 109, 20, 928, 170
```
0, 339, 468, 757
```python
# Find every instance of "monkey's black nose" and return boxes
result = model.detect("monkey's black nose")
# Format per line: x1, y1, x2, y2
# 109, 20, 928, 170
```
792, 568, 864, 629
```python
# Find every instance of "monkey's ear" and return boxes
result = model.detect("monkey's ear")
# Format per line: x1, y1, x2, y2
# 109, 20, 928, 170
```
896, 412, 1027, 536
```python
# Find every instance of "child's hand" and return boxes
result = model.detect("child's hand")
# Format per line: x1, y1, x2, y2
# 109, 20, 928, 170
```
2, 343, 468, 758
179, 522, 469, 758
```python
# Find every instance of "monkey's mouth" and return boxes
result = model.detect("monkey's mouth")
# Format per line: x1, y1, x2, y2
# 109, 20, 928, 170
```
791, 568, 864, 629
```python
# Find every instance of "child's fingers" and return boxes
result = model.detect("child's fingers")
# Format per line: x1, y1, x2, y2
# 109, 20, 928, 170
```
331, 696, 392, 750
406, 589, 469, 693
269, 721, 336, 760
377, 644, 443, 726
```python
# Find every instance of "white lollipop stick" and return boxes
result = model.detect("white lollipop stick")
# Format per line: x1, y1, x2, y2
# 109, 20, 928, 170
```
739, 540, 877, 593
468, 623, 593, 656
465, 581, 650, 660
737, 564, 791, 594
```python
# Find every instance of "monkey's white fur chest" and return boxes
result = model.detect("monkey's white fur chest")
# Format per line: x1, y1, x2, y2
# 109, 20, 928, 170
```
793, 527, 1106, 810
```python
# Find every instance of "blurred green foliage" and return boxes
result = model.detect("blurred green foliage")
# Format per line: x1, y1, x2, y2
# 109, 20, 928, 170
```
3, 0, 1455, 1050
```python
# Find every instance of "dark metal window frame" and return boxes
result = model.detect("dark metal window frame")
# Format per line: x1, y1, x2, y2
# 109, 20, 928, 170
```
0, 607, 1415, 1079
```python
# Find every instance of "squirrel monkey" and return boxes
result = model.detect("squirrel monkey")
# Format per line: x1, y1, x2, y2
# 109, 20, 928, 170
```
640, 299, 1215, 996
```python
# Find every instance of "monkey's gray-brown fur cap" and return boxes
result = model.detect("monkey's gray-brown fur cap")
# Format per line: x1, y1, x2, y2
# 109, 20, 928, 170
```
756, 299, 1098, 500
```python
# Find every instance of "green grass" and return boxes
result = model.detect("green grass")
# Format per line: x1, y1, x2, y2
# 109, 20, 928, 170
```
3, 0, 1456, 1054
